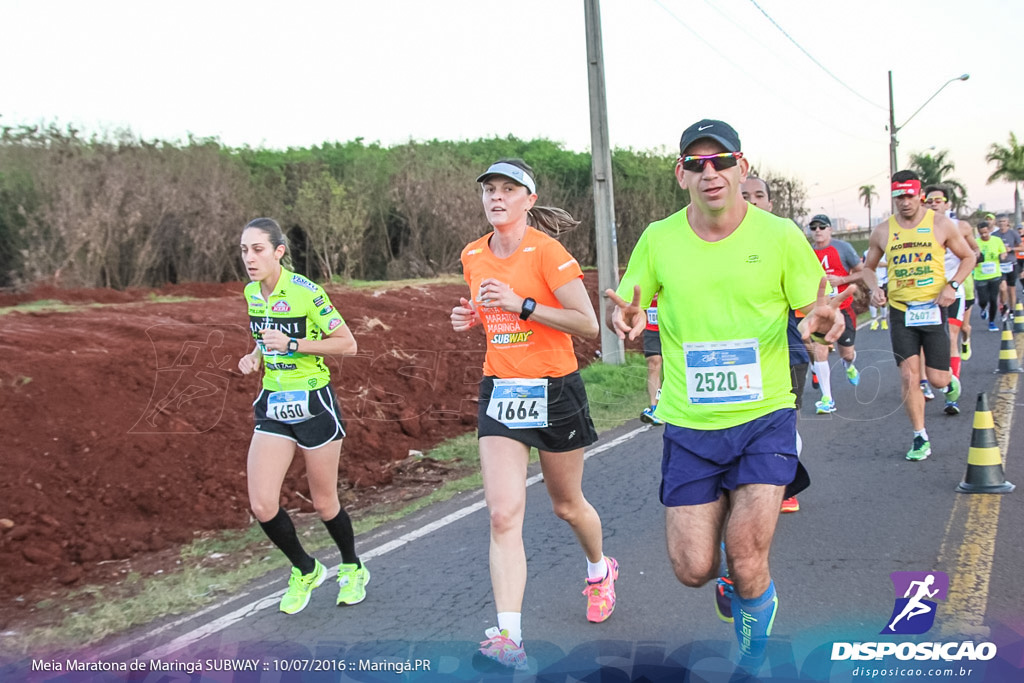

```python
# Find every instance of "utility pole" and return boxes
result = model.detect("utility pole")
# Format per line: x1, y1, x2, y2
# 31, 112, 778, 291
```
888, 70, 898, 181
583, 0, 624, 364
889, 70, 969, 188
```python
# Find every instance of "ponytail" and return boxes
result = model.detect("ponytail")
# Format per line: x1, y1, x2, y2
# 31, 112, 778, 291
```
527, 206, 581, 237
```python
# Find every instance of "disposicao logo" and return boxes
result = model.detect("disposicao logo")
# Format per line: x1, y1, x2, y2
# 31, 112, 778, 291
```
830, 570, 997, 663
881, 571, 947, 635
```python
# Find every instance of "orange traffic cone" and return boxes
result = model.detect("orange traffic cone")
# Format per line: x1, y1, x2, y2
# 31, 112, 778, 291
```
1014, 302, 1024, 334
995, 320, 1023, 373
956, 393, 1015, 494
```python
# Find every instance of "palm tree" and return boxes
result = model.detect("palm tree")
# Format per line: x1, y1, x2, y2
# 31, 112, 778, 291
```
859, 184, 878, 227
986, 132, 1024, 226
908, 150, 968, 212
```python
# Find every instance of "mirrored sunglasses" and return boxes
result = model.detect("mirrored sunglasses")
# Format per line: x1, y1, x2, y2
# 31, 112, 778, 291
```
680, 152, 743, 173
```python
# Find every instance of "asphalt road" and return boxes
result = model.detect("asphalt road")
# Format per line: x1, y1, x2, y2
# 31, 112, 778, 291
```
9, 310, 1024, 682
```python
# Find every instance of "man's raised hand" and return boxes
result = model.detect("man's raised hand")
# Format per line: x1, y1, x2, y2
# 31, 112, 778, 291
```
800, 276, 854, 343
604, 285, 645, 341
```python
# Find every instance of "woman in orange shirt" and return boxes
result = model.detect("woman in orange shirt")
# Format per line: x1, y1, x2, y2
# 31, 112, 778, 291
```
450, 159, 617, 671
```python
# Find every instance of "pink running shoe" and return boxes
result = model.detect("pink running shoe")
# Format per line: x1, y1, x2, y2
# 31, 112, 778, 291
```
583, 556, 618, 623
478, 627, 527, 670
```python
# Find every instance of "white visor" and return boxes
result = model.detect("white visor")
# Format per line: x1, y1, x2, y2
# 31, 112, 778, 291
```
476, 162, 536, 194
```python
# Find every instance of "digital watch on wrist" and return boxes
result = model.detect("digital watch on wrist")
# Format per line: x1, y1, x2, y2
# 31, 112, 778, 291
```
520, 298, 537, 321
287, 338, 299, 353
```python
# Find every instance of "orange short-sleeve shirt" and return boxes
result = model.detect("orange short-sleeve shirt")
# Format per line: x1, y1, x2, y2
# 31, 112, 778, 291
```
461, 227, 583, 379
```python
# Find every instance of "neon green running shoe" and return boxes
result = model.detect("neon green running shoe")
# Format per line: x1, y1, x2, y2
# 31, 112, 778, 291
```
336, 563, 370, 605
945, 375, 961, 403
845, 364, 860, 386
280, 559, 326, 614
906, 436, 931, 461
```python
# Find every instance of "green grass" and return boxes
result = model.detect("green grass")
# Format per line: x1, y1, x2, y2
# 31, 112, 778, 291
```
0, 299, 79, 316
582, 351, 649, 429
336, 275, 465, 290
0, 295, 198, 316
145, 293, 196, 303
846, 238, 870, 255
3, 352, 649, 656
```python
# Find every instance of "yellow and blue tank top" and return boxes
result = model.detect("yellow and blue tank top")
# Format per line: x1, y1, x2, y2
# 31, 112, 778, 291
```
885, 210, 947, 312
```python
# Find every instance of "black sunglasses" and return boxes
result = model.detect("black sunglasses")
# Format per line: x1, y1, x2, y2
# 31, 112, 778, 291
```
679, 152, 744, 173
809, 224, 829, 231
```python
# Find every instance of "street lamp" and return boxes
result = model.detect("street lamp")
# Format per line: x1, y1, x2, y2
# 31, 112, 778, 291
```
888, 71, 969, 178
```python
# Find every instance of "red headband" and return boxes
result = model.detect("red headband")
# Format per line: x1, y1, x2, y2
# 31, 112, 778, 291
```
891, 179, 921, 197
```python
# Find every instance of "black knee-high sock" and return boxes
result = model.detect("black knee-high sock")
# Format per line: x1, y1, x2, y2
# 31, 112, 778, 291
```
259, 507, 315, 574
322, 509, 360, 567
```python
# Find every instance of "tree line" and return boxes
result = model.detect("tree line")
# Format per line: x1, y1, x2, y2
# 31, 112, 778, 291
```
0, 124, 810, 289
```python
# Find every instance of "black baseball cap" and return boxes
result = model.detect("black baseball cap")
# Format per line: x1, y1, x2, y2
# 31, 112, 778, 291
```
809, 214, 831, 227
679, 119, 741, 155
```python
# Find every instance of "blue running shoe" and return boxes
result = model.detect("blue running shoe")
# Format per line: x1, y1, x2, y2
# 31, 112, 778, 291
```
640, 405, 664, 426
814, 397, 836, 414
845, 364, 860, 386
715, 576, 734, 623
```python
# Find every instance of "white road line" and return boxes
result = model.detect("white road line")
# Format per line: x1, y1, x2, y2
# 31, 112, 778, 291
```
111, 425, 651, 661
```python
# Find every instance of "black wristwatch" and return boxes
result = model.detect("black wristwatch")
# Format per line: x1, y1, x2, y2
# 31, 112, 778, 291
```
287, 338, 300, 353
520, 297, 537, 321
949, 280, 960, 291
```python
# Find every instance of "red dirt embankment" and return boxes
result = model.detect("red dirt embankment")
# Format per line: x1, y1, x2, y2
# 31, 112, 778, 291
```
0, 274, 627, 619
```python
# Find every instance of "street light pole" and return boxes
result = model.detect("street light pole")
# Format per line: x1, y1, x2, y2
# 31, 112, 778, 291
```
887, 71, 969, 179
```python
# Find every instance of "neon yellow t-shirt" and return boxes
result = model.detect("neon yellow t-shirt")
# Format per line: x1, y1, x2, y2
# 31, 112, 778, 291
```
244, 268, 346, 391
617, 205, 824, 430
973, 237, 1006, 282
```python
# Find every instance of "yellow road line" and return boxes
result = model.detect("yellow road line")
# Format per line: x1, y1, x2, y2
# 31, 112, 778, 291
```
936, 340, 1018, 637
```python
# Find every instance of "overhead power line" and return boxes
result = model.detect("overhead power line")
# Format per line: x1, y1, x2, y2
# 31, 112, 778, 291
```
747, 0, 887, 112
649, 0, 882, 145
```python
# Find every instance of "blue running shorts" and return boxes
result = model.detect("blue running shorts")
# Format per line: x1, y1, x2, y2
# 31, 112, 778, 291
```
660, 408, 809, 506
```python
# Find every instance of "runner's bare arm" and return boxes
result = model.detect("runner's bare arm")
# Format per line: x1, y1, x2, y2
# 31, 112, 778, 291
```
959, 220, 981, 260
936, 215, 976, 306
861, 225, 888, 306
604, 285, 645, 341
476, 277, 599, 338
535, 278, 600, 338
259, 325, 358, 356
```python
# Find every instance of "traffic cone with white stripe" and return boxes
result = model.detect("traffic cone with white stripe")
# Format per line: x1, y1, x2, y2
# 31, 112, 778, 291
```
956, 393, 1015, 494
1013, 302, 1024, 334
995, 320, 1023, 373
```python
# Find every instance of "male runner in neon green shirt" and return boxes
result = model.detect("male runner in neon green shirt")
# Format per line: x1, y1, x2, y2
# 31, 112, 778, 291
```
606, 119, 847, 673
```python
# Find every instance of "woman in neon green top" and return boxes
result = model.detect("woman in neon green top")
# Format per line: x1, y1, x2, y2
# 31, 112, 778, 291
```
972, 222, 1005, 328
237, 217, 367, 614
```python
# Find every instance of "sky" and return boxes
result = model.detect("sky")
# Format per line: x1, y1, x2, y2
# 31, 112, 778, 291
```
3, 0, 1021, 227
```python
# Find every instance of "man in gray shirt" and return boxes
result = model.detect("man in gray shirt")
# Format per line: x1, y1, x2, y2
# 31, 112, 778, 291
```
993, 213, 1022, 319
